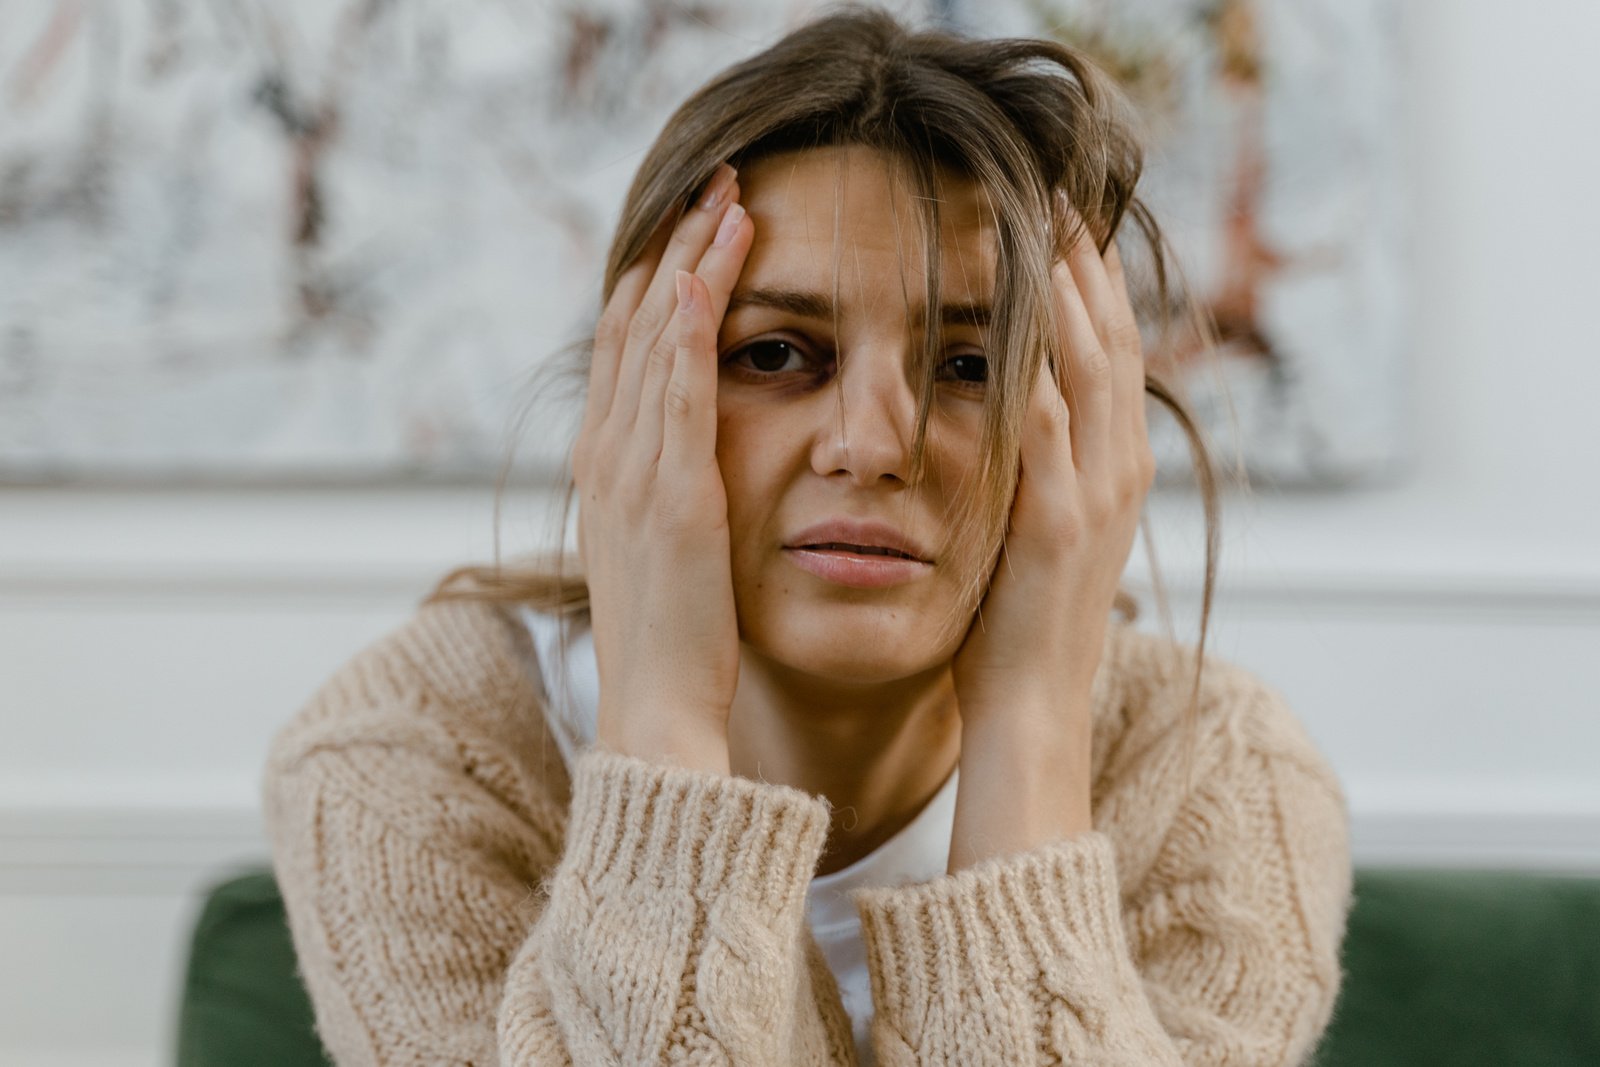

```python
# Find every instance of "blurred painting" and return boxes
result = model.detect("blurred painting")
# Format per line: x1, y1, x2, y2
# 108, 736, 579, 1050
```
0, 0, 931, 484
0, 0, 1404, 488
952, 0, 1409, 487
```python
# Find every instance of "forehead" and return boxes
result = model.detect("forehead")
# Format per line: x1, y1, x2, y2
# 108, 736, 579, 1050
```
734, 145, 998, 303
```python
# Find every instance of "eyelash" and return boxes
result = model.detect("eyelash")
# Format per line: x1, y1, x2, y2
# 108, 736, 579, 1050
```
722, 337, 989, 391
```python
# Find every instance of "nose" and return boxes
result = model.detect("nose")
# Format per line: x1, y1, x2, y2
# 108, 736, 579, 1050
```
809, 343, 919, 488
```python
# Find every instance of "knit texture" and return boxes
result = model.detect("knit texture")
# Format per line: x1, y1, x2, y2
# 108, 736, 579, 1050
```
261, 584, 1354, 1065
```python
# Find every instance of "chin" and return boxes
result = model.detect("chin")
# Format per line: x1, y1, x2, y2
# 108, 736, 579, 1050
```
737, 597, 943, 682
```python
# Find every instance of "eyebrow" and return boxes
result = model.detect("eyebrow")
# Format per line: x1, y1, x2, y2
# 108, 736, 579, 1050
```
725, 286, 992, 328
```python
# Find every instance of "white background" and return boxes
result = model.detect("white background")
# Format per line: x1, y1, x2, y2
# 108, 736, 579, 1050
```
3, 1, 1598, 1063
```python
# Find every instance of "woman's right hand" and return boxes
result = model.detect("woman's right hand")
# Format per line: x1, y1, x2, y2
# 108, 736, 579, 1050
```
571, 162, 754, 769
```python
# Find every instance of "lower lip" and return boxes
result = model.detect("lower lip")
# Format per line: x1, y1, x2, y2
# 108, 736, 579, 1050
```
783, 547, 932, 588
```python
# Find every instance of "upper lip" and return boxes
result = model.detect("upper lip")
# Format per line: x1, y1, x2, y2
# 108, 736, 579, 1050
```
784, 518, 934, 563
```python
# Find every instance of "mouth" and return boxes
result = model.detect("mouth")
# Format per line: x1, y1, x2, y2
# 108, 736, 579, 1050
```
782, 544, 933, 588
795, 541, 922, 561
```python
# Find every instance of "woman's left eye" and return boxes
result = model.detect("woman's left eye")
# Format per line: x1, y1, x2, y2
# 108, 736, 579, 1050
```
940, 352, 989, 388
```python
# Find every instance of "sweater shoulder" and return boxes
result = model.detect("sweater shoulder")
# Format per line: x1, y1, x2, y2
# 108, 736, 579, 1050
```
1100, 618, 1341, 788
262, 589, 573, 819
1091, 621, 1349, 887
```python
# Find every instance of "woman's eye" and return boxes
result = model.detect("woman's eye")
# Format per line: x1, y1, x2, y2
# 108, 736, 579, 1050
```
940, 352, 989, 389
727, 339, 810, 376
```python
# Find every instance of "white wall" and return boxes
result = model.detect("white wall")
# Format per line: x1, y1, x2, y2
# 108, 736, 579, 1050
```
3, 1, 1598, 1064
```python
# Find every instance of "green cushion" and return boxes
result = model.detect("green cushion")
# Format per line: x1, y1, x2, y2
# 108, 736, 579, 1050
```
175, 869, 332, 1067
176, 865, 1600, 1067
1313, 867, 1600, 1066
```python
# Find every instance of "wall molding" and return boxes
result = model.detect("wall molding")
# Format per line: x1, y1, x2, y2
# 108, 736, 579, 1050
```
3, 801, 1595, 896
0, 806, 266, 896
1121, 572, 1600, 622
7, 563, 1600, 622
6, 485, 1600, 617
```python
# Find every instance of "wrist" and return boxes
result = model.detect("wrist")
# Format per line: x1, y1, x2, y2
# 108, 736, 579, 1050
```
958, 689, 1092, 756
949, 706, 1093, 875
958, 715, 1090, 796
597, 709, 731, 776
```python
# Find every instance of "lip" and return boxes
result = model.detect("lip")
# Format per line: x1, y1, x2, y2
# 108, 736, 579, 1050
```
783, 546, 933, 588
784, 518, 934, 564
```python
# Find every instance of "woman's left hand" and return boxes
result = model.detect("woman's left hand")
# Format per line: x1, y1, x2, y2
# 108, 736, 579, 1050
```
950, 210, 1155, 742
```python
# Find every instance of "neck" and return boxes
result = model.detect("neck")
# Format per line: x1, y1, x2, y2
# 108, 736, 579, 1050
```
726, 643, 963, 877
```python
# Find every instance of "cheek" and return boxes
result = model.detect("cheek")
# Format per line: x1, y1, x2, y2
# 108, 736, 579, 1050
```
713, 410, 750, 503
714, 412, 774, 558
928, 396, 985, 444
923, 413, 986, 497
714, 403, 802, 486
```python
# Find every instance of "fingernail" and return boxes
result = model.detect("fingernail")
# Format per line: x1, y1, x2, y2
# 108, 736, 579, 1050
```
699, 162, 737, 211
712, 202, 745, 248
676, 269, 695, 311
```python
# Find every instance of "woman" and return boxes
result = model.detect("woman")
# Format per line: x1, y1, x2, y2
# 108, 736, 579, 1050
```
263, 8, 1353, 1065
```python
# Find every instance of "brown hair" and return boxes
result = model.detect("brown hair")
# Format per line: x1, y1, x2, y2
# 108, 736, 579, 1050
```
425, 6, 1238, 782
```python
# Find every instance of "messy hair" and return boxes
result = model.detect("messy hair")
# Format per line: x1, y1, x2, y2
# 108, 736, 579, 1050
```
425, 5, 1234, 761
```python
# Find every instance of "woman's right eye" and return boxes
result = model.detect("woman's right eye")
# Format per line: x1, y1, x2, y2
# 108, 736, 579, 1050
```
724, 338, 816, 379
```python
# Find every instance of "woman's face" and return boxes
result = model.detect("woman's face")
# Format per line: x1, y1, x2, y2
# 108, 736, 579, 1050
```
715, 144, 998, 683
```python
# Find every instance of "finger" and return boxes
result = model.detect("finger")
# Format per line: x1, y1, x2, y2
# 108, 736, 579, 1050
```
1102, 238, 1150, 443
1061, 206, 1119, 353
583, 207, 680, 434
1019, 349, 1075, 492
689, 200, 751, 338
611, 164, 739, 428
584, 257, 655, 436
659, 271, 717, 474
1103, 233, 1127, 296
1051, 254, 1114, 477
1062, 211, 1137, 465
1060, 201, 1145, 463
633, 199, 752, 446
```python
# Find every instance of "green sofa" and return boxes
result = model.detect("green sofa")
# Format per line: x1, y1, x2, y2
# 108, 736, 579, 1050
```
174, 866, 1600, 1066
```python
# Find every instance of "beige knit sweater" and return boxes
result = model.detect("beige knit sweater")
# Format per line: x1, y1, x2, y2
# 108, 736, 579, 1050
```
262, 587, 1354, 1066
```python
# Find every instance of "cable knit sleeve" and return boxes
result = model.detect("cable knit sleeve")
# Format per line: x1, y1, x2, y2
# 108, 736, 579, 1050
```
263, 712, 852, 1065
850, 732, 1353, 1065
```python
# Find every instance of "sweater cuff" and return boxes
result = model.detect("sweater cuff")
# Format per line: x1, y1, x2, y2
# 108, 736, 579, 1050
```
560, 745, 833, 920
850, 831, 1130, 1013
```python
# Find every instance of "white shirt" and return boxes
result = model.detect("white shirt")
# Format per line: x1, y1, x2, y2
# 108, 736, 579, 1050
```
518, 606, 959, 1066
